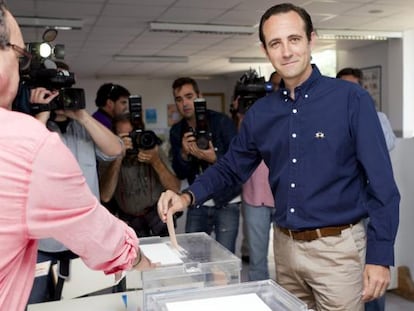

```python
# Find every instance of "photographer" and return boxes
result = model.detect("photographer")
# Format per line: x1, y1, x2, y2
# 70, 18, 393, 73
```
100, 112, 180, 237
27, 62, 124, 303
169, 77, 241, 253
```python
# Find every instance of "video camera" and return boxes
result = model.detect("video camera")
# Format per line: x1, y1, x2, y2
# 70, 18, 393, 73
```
232, 69, 273, 114
187, 98, 212, 150
12, 29, 85, 115
128, 95, 162, 154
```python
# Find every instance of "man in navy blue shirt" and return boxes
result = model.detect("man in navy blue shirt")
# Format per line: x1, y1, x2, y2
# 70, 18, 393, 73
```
159, 3, 399, 310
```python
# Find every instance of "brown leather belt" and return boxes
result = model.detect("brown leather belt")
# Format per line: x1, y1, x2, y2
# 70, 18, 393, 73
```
278, 224, 353, 241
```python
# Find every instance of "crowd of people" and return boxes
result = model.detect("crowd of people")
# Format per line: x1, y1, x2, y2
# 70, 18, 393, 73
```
0, 1, 400, 311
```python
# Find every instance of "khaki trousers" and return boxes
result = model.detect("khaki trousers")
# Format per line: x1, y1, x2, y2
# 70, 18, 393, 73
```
273, 222, 366, 311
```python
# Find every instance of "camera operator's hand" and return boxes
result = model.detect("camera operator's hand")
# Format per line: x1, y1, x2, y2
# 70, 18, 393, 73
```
138, 145, 160, 165
118, 132, 133, 157
29, 87, 59, 124
59, 108, 88, 121
181, 131, 196, 161
188, 140, 217, 164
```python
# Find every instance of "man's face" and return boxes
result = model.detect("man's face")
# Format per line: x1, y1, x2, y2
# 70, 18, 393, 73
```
261, 11, 314, 87
173, 83, 198, 120
0, 10, 25, 109
112, 96, 129, 117
115, 119, 133, 135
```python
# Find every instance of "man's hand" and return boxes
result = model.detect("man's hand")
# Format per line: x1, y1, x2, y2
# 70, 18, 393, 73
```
137, 145, 159, 164
188, 141, 217, 163
157, 190, 191, 223
60, 108, 88, 121
181, 131, 195, 160
29, 87, 59, 124
118, 133, 133, 156
132, 252, 158, 271
362, 264, 390, 302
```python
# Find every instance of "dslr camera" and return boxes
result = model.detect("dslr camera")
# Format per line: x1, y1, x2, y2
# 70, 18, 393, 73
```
232, 69, 273, 114
128, 95, 161, 154
12, 29, 85, 115
187, 98, 212, 150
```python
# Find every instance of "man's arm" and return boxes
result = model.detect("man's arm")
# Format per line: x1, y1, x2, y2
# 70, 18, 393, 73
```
26, 132, 139, 273
99, 134, 131, 202
170, 124, 193, 179
65, 109, 123, 157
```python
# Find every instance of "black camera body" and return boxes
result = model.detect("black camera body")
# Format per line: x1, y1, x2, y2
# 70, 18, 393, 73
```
128, 95, 161, 153
233, 69, 273, 114
23, 66, 86, 114
13, 29, 86, 115
188, 98, 212, 150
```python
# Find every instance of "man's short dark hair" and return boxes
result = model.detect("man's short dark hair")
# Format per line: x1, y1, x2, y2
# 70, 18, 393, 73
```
336, 67, 364, 85
259, 3, 314, 48
95, 83, 130, 107
172, 77, 200, 95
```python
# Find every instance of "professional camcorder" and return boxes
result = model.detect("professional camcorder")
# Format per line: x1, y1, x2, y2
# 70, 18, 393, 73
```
128, 95, 161, 154
12, 29, 85, 115
232, 69, 273, 114
187, 98, 212, 150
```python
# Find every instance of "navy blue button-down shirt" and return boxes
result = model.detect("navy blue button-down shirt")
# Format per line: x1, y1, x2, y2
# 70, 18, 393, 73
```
189, 66, 399, 266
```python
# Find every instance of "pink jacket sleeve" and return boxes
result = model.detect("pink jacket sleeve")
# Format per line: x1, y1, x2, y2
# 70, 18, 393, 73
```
26, 132, 138, 274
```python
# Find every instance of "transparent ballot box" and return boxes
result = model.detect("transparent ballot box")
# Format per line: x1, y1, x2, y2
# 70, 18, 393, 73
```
139, 232, 241, 309
146, 279, 308, 311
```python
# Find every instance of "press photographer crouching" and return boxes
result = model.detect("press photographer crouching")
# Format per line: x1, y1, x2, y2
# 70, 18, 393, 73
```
99, 95, 180, 237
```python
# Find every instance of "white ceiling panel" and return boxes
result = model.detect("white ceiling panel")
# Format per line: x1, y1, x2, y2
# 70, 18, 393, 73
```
6, 0, 414, 79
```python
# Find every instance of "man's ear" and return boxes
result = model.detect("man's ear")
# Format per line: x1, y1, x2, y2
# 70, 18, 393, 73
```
309, 31, 317, 50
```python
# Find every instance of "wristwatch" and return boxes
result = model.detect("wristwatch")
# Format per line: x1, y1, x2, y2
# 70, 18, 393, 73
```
180, 189, 195, 206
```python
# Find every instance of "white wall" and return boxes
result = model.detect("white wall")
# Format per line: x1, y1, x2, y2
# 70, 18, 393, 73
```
403, 29, 414, 138
76, 76, 238, 131
336, 40, 404, 137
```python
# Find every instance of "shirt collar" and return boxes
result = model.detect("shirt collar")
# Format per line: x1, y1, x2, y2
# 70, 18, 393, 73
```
278, 64, 322, 100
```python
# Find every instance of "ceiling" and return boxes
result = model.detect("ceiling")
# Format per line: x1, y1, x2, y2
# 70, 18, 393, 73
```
8, 0, 414, 79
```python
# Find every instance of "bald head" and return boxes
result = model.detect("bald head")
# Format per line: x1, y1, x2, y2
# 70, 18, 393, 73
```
0, 3, 25, 109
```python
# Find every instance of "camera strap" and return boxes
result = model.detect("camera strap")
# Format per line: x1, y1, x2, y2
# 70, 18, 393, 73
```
30, 103, 51, 114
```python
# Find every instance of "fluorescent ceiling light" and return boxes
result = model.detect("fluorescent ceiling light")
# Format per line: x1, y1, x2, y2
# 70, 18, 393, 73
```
16, 16, 83, 30
317, 29, 402, 40
229, 57, 268, 63
113, 55, 188, 63
150, 22, 256, 35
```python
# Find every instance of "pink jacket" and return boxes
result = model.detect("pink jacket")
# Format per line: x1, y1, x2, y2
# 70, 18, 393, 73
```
0, 108, 138, 311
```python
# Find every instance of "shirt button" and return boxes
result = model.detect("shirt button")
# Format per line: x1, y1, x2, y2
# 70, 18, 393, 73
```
291, 183, 296, 188
292, 133, 297, 138
290, 208, 295, 213
305, 94, 309, 98
283, 90, 288, 95
292, 108, 297, 114
292, 158, 297, 163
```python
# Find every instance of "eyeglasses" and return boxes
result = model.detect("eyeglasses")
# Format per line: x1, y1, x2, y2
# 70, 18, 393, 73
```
7, 42, 32, 71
